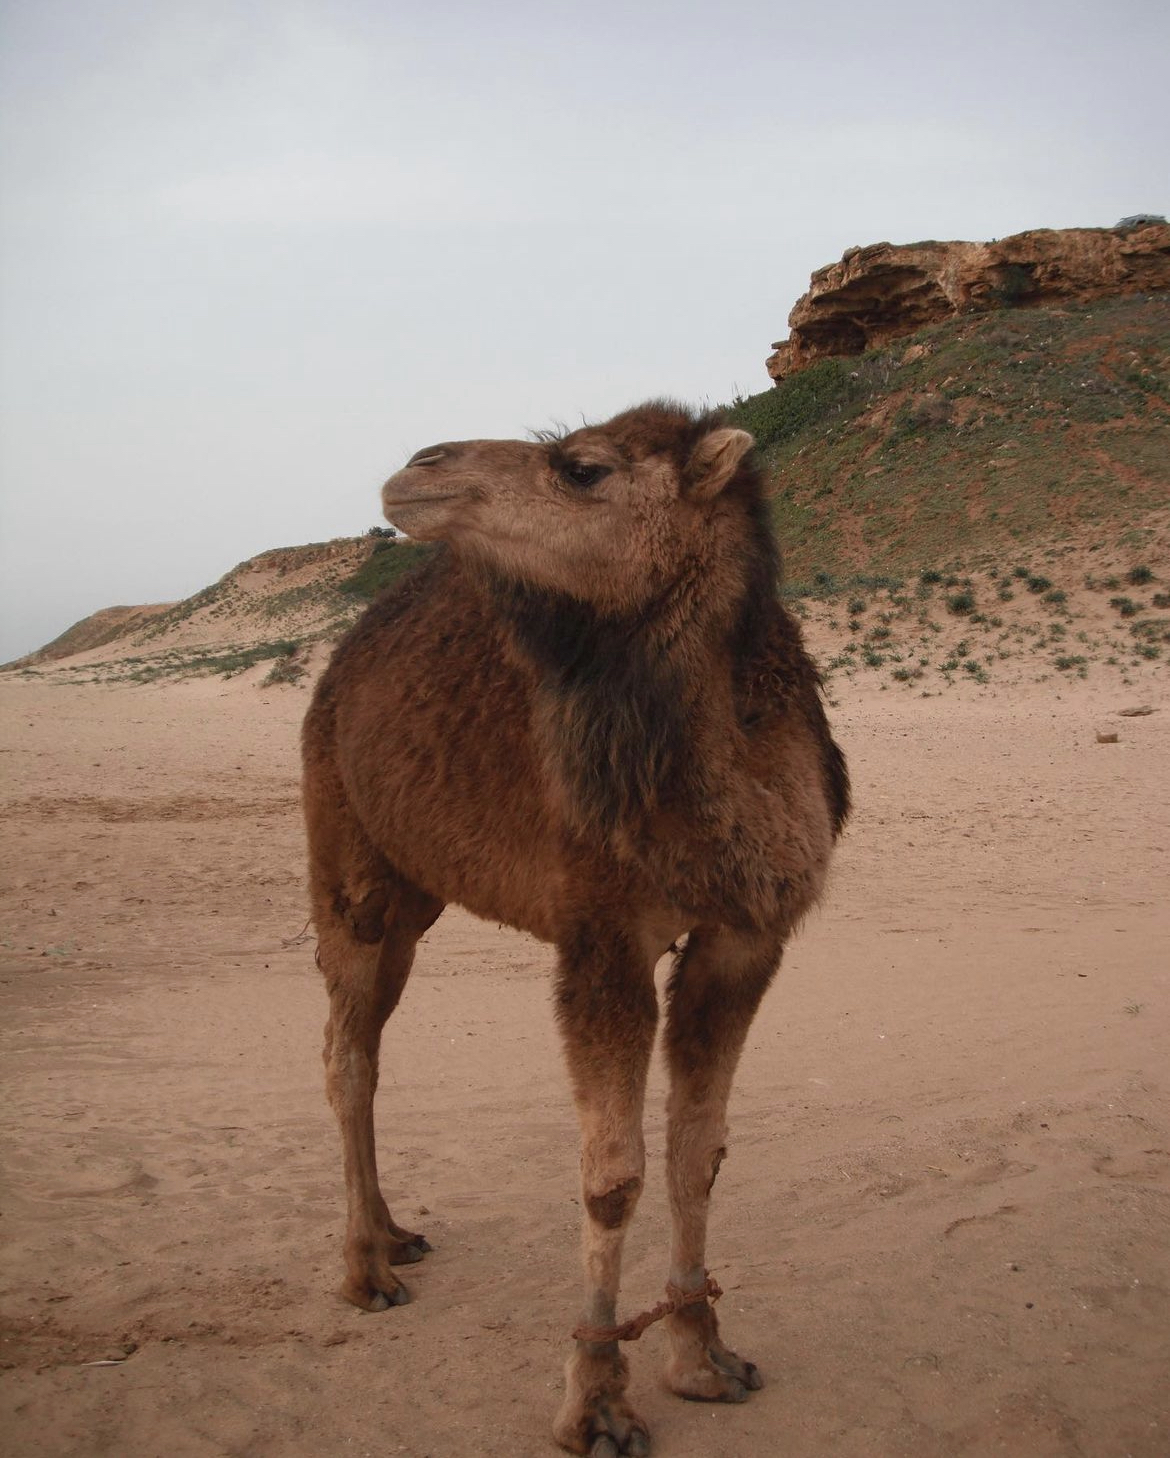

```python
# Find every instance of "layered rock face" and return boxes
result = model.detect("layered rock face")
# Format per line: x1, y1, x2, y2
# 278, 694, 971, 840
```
766, 222, 1170, 381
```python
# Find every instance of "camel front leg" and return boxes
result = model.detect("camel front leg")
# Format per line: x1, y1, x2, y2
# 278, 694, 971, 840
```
552, 925, 658, 1458
661, 926, 782, 1402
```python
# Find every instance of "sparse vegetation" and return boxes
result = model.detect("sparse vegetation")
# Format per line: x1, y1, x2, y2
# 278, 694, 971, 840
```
726, 358, 862, 451
338, 541, 437, 598
263, 649, 308, 687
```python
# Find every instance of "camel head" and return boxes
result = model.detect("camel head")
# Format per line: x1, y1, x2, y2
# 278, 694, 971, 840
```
381, 401, 757, 613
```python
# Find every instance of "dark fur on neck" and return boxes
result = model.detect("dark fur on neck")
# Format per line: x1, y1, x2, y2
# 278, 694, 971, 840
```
490, 476, 782, 833
492, 578, 690, 830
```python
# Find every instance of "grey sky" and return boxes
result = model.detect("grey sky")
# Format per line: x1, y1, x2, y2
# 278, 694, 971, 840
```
1, 0, 1166, 661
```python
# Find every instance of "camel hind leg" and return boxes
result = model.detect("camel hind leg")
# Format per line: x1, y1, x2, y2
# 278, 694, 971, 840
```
317, 873, 444, 1310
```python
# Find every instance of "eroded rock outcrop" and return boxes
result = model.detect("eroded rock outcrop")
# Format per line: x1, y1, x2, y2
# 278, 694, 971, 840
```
766, 222, 1170, 381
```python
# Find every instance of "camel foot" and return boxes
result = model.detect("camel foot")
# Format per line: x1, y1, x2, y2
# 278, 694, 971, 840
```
554, 1347, 651, 1456
368, 1284, 411, 1312
341, 1274, 411, 1311
586, 1426, 651, 1458
386, 1219, 432, 1256
664, 1291, 761, 1403
341, 1232, 416, 1310
387, 1237, 429, 1265
665, 1340, 762, 1403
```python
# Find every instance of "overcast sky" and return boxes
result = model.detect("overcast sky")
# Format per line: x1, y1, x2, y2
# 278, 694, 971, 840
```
0, 0, 1166, 661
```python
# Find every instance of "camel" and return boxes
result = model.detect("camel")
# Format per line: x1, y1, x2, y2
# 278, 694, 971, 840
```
301, 400, 849, 1455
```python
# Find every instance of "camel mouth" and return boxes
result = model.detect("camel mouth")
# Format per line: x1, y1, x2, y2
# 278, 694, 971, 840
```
381, 492, 461, 510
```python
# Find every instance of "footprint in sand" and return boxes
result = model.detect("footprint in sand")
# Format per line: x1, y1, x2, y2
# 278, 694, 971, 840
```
1093, 1148, 1170, 1182
958, 1157, 1036, 1186
943, 1203, 1019, 1238
47, 1156, 158, 1199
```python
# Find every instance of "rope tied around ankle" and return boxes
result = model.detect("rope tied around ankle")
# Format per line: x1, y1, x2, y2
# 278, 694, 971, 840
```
571, 1273, 723, 1344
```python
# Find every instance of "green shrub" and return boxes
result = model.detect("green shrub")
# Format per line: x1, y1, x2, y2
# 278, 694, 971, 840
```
947, 591, 976, 615
726, 359, 860, 451
894, 395, 954, 436
262, 651, 307, 687
992, 263, 1035, 305
1127, 565, 1154, 585
1110, 596, 1139, 617
339, 542, 437, 598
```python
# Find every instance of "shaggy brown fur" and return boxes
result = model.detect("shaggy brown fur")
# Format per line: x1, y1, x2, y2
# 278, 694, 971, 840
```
302, 400, 848, 1455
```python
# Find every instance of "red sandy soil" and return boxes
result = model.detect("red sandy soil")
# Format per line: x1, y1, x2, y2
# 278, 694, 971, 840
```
1, 674, 1167, 1457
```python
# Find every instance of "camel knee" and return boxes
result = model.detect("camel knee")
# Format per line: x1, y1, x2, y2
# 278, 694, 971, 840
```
334, 885, 390, 944
585, 1175, 643, 1230
324, 1041, 377, 1112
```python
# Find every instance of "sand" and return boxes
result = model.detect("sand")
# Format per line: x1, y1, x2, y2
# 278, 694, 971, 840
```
1, 673, 1167, 1457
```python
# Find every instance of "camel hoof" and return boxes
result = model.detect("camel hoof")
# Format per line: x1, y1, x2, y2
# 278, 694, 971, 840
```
588, 1430, 649, 1458
666, 1349, 758, 1404
556, 1392, 651, 1455
389, 1241, 427, 1265
368, 1285, 410, 1312
710, 1347, 763, 1391
386, 1226, 431, 1259
677, 1376, 748, 1404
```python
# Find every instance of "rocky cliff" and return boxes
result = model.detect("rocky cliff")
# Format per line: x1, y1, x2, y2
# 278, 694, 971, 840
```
766, 221, 1170, 381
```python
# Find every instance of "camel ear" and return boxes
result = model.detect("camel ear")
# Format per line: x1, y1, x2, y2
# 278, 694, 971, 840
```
686, 427, 754, 500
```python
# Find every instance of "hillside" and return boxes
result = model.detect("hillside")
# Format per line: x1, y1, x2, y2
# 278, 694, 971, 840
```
5, 535, 434, 687
6, 295, 1168, 696
731, 293, 1169, 579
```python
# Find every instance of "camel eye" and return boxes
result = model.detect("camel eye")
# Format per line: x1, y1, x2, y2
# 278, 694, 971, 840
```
562, 462, 610, 490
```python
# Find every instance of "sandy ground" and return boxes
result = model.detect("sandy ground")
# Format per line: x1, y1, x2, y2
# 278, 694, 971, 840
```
1, 674, 1167, 1458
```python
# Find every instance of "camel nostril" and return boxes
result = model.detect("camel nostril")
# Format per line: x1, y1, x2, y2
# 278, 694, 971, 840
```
406, 446, 446, 468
